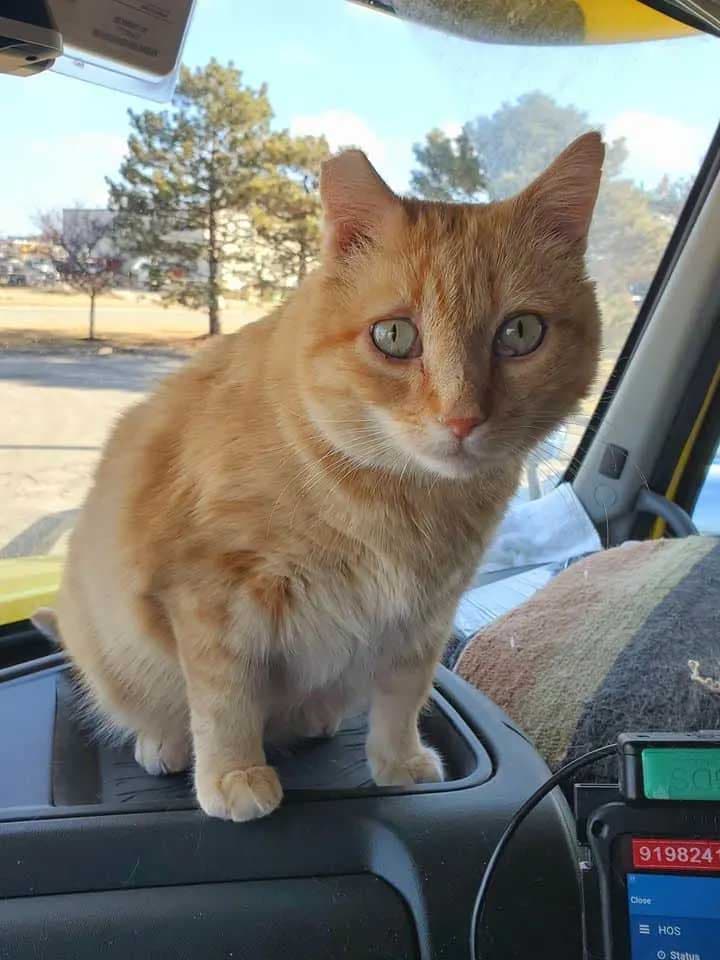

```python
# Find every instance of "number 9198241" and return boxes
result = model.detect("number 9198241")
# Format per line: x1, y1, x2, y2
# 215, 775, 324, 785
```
632, 838, 720, 872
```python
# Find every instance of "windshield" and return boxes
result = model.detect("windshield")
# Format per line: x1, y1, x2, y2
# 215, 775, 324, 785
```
1, 0, 719, 607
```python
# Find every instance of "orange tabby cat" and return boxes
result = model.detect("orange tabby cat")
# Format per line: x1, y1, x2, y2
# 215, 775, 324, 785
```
45, 133, 603, 821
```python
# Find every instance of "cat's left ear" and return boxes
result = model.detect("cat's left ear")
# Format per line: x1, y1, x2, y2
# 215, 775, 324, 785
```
320, 149, 401, 258
519, 132, 605, 246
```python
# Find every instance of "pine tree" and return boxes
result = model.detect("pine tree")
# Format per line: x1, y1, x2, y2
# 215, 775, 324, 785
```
247, 132, 329, 295
410, 128, 486, 202
109, 60, 319, 335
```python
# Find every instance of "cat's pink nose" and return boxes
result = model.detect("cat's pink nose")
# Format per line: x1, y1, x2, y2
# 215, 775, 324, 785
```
445, 417, 483, 440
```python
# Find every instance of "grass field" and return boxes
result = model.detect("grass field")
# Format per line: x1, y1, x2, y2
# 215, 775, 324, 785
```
0, 287, 264, 351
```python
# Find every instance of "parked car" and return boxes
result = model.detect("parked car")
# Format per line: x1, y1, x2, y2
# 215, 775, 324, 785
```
26, 259, 60, 284
629, 280, 650, 306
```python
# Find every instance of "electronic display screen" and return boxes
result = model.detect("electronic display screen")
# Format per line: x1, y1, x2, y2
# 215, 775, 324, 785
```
632, 839, 720, 873
627, 872, 720, 959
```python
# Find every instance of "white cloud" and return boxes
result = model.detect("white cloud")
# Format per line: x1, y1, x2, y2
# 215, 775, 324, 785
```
440, 121, 463, 139
605, 111, 709, 184
291, 109, 389, 165
290, 109, 415, 194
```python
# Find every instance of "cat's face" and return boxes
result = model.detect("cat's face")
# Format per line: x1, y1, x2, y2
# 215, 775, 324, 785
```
300, 135, 603, 480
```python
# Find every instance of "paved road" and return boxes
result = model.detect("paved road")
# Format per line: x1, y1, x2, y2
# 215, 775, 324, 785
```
0, 349, 185, 552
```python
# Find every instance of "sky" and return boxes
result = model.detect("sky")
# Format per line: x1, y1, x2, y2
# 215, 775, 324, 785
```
0, 0, 719, 236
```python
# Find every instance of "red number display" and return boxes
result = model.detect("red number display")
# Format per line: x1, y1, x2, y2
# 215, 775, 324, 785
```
632, 838, 720, 873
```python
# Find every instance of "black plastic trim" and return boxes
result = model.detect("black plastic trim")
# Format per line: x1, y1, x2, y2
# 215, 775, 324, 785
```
0, 657, 584, 959
0, 651, 65, 682
0, 659, 496, 817
0, 620, 54, 669
0, 875, 420, 960
639, 0, 720, 38
1, 0, 57, 30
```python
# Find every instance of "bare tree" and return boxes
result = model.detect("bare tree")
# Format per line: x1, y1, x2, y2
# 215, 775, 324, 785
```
36, 209, 122, 340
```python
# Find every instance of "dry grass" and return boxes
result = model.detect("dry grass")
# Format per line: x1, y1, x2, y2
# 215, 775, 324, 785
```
0, 328, 203, 355
0, 287, 265, 351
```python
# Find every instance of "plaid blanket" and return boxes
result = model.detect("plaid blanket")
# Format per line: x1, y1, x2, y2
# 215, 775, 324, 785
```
456, 536, 720, 773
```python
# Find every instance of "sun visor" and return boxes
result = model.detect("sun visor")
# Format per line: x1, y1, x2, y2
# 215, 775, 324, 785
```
47, 0, 196, 101
350, 0, 707, 44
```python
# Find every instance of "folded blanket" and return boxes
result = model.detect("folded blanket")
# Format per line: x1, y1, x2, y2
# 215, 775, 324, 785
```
456, 536, 720, 774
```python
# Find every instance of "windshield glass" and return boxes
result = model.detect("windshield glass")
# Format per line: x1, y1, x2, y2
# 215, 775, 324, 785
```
1, 0, 719, 613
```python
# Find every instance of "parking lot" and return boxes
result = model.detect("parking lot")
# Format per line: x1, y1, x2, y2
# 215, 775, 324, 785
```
0, 348, 186, 552
0, 288, 266, 552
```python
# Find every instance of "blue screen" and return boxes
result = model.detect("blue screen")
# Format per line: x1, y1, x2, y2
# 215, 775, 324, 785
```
627, 873, 720, 959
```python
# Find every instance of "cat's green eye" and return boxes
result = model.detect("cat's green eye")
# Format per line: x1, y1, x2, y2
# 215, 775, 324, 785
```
371, 318, 421, 359
493, 314, 545, 358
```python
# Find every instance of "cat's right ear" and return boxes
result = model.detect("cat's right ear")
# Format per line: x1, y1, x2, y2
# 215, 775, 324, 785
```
320, 149, 401, 258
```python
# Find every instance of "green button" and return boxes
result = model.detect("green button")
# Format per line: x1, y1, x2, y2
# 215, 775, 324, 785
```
642, 748, 720, 801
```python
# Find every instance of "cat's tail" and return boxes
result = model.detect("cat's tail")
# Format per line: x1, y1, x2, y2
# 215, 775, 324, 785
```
31, 607, 61, 645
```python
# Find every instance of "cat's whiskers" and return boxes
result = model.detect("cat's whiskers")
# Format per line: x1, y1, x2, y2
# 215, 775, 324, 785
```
531, 414, 651, 491
484, 412, 651, 498
398, 454, 413, 487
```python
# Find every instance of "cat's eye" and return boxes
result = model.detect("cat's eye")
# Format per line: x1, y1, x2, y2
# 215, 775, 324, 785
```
493, 314, 545, 358
371, 318, 421, 359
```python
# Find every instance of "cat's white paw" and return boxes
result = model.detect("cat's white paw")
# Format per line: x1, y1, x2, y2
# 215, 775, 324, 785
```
196, 765, 283, 821
134, 732, 190, 776
369, 745, 445, 787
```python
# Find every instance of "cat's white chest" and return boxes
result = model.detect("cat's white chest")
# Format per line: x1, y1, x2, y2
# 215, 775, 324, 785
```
247, 552, 431, 704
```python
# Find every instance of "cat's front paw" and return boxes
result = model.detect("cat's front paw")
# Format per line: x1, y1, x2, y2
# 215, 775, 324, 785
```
196, 764, 283, 821
134, 732, 191, 776
368, 745, 445, 787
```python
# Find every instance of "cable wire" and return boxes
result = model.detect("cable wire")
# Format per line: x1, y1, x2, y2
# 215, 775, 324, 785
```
469, 742, 617, 960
